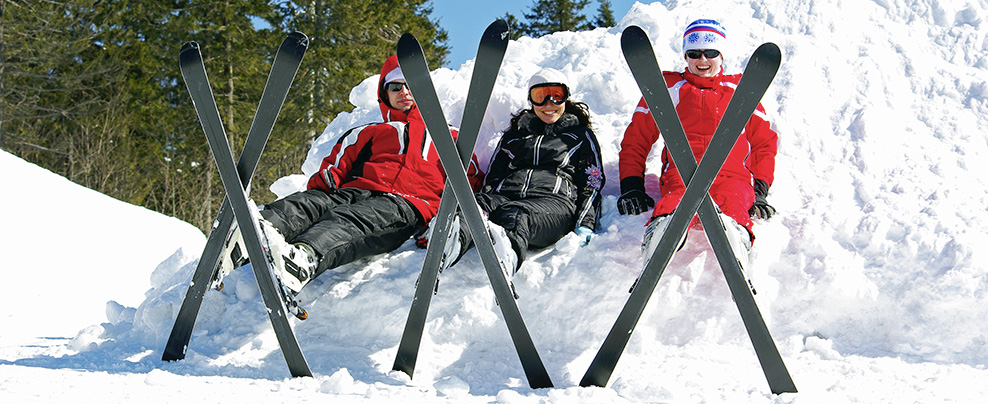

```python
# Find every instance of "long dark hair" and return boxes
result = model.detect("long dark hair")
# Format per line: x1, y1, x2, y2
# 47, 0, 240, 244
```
507, 100, 593, 132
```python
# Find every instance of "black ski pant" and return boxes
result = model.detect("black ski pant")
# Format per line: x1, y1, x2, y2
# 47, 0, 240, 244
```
456, 192, 577, 265
260, 188, 421, 276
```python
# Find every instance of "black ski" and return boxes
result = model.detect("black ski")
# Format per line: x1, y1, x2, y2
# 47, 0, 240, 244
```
580, 26, 795, 394
175, 40, 311, 377
392, 20, 509, 378
397, 32, 553, 389
163, 32, 308, 363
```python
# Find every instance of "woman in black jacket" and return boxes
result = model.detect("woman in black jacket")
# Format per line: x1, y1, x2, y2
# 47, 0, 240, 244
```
440, 68, 605, 274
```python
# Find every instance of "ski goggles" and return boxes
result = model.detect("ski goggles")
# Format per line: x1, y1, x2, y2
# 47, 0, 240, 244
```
528, 83, 569, 106
685, 49, 721, 59
385, 81, 409, 92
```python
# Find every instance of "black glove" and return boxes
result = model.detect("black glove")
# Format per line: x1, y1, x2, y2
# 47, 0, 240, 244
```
749, 178, 776, 219
617, 177, 655, 216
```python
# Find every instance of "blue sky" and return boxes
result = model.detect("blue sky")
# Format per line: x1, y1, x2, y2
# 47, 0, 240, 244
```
430, 0, 646, 67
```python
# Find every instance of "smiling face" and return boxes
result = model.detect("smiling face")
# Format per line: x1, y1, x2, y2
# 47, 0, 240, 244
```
386, 80, 415, 111
686, 50, 723, 77
528, 83, 569, 124
533, 101, 565, 124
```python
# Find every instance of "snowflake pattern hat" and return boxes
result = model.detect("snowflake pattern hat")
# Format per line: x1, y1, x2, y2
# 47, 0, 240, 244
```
682, 19, 727, 56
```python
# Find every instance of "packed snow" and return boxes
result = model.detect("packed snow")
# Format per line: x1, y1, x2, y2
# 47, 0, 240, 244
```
2, 0, 988, 402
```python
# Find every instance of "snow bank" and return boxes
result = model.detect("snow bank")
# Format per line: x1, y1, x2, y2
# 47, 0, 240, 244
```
0, 150, 205, 346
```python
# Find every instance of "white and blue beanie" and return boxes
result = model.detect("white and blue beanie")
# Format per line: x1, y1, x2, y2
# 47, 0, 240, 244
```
682, 19, 727, 55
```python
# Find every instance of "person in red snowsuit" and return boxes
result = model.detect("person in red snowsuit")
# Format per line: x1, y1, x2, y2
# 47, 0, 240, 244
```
617, 19, 777, 250
251, 55, 483, 292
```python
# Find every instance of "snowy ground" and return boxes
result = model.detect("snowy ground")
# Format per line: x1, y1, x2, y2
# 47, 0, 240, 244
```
2, 0, 988, 402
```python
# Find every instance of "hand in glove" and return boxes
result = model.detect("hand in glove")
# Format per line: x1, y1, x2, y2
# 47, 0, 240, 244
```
749, 178, 776, 219
617, 177, 655, 216
307, 168, 337, 193
414, 225, 430, 249
574, 226, 593, 246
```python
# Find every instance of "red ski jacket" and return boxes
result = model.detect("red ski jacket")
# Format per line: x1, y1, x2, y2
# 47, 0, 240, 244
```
307, 55, 483, 223
619, 69, 778, 219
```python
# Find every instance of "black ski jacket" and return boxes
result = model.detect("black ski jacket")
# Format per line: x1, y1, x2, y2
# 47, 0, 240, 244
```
483, 111, 605, 231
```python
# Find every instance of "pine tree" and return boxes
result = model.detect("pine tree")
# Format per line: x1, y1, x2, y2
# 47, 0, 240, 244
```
521, 0, 592, 38
0, 0, 126, 194
594, 0, 616, 28
507, 0, 618, 39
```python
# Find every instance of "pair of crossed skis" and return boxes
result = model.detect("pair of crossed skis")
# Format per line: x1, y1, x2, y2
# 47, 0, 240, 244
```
165, 33, 311, 377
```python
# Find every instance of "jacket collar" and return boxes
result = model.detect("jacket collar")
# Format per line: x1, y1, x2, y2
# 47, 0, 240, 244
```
682, 68, 724, 89
518, 111, 580, 136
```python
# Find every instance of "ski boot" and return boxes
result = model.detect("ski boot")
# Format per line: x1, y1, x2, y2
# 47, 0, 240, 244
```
631, 214, 689, 293
276, 277, 309, 320
719, 212, 755, 294
416, 215, 464, 294
213, 222, 248, 291
438, 216, 463, 273
258, 219, 318, 319
487, 221, 519, 300
640, 214, 688, 260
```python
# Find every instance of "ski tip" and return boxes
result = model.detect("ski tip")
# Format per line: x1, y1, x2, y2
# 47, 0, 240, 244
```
755, 42, 782, 62
281, 32, 310, 60
180, 41, 200, 53
621, 25, 648, 43
287, 31, 310, 48
396, 33, 425, 62
397, 32, 419, 50
620, 25, 653, 56
747, 42, 783, 79
179, 42, 202, 65
486, 19, 509, 38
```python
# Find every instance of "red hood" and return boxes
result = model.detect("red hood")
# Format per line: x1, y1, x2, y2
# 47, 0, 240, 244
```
378, 55, 416, 122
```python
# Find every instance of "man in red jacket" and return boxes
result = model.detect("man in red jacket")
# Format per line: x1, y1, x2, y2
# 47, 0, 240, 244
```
223, 55, 483, 293
617, 19, 778, 259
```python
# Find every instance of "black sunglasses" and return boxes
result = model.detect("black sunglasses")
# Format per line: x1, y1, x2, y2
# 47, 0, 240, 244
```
685, 49, 721, 59
385, 81, 409, 92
